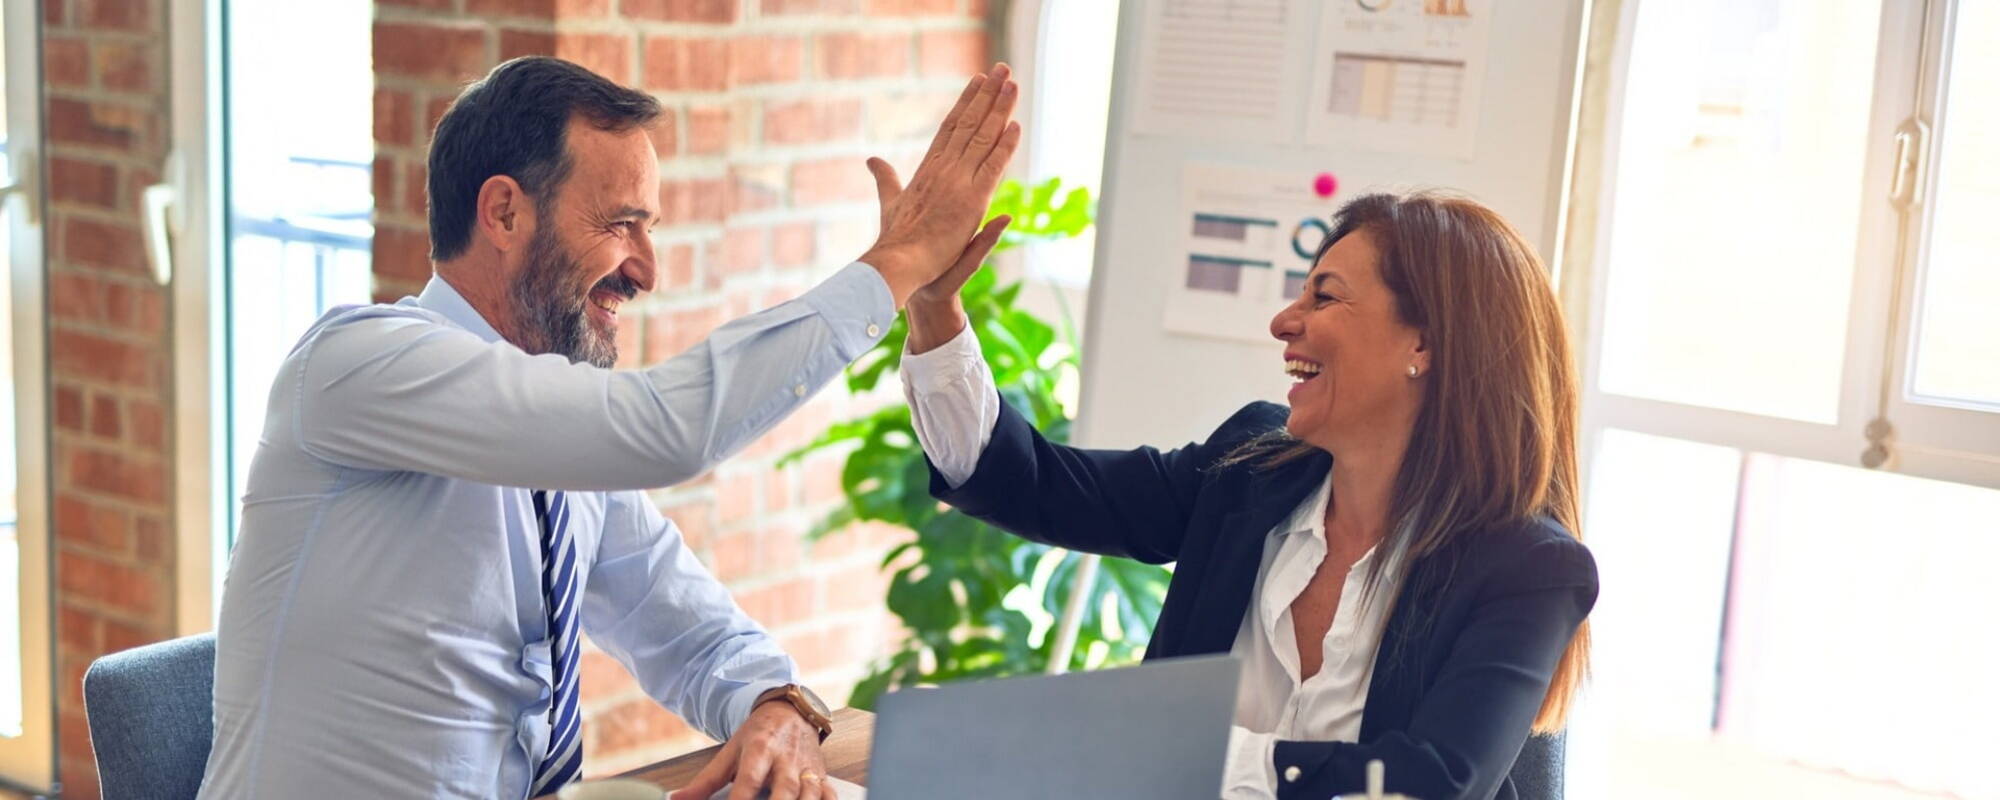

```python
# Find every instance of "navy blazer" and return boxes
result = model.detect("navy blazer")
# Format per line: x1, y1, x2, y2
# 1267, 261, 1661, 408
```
929, 399, 1598, 800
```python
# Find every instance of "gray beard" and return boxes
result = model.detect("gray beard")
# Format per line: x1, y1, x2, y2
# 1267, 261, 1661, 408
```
507, 226, 617, 368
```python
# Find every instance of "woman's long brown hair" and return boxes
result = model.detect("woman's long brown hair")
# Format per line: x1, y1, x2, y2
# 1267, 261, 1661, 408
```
1221, 191, 1588, 733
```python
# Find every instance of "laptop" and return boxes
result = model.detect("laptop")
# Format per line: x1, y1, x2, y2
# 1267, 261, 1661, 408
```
867, 654, 1242, 800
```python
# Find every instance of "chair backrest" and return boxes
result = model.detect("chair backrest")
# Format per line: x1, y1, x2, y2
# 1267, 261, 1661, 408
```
1509, 732, 1565, 800
83, 633, 217, 800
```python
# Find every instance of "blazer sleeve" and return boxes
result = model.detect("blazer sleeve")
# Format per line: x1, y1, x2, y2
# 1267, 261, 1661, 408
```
1272, 536, 1599, 800
928, 396, 1284, 564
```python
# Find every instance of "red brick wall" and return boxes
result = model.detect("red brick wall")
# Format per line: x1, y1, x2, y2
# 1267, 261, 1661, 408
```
40, 0, 178, 797
373, 0, 990, 775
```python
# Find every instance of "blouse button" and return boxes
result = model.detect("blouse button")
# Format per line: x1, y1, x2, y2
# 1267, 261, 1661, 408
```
794, 384, 808, 397
1284, 765, 1301, 783
866, 323, 882, 338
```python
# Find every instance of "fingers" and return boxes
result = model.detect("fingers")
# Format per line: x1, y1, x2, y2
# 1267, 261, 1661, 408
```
669, 741, 739, 800
925, 73, 987, 159
766, 766, 802, 800
976, 120, 1023, 186
963, 76, 1020, 162
945, 63, 1011, 159
943, 215, 1010, 288
866, 157, 903, 223
727, 754, 772, 800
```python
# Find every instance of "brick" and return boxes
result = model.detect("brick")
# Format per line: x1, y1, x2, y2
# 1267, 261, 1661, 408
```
662, 499, 714, 551
918, 29, 986, 77
641, 36, 728, 92
710, 529, 756, 580
726, 162, 785, 217
728, 36, 805, 86
577, 647, 640, 704
58, 606, 100, 653
815, 32, 909, 80
801, 453, 844, 507
104, 280, 165, 333
46, 0, 65, 26
738, 577, 814, 625
373, 156, 399, 216
57, 549, 162, 615
717, 471, 760, 526
426, 96, 455, 142
623, 0, 737, 23
658, 243, 698, 293
771, 222, 816, 268
763, 98, 861, 146
65, 447, 168, 506
129, 400, 165, 453
81, 0, 154, 31
134, 516, 168, 562
55, 385, 86, 431
101, 618, 156, 655
380, 0, 455, 7
45, 37, 89, 88
789, 158, 875, 207
757, 521, 806, 570
61, 216, 147, 273
642, 303, 722, 362
498, 28, 556, 63
47, 97, 143, 151
685, 106, 731, 155
88, 391, 121, 438
821, 560, 892, 614
647, 112, 679, 159
716, 226, 764, 279
658, 178, 727, 226
466, 0, 558, 17
373, 22, 491, 83
866, 0, 957, 14
374, 226, 435, 283
557, 0, 614, 16
763, 0, 863, 13
93, 39, 153, 93
55, 494, 129, 554
866, 90, 957, 141
406, 162, 429, 221
52, 330, 158, 390
374, 88, 415, 147
52, 272, 103, 323
588, 698, 699, 758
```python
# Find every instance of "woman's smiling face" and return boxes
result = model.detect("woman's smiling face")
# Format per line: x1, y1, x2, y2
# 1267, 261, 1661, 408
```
1269, 229, 1430, 451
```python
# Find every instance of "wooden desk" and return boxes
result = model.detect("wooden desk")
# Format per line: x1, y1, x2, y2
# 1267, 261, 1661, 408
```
602, 708, 874, 795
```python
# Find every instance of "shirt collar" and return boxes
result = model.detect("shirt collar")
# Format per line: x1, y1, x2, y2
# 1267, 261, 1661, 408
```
1276, 472, 1334, 539
413, 276, 507, 345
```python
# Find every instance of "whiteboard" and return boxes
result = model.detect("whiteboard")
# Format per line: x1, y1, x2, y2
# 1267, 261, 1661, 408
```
1075, 0, 1588, 450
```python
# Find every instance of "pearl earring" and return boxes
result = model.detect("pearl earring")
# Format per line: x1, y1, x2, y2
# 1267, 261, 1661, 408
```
1406, 365, 1420, 378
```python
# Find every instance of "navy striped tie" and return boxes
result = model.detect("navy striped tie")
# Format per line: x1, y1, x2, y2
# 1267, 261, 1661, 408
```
530, 490, 583, 795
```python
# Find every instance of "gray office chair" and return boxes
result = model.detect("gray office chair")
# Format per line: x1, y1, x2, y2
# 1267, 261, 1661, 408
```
1509, 732, 1565, 800
83, 633, 216, 800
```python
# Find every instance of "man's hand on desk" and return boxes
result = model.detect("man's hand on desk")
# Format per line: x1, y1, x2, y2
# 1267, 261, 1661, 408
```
670, 700, 829, 800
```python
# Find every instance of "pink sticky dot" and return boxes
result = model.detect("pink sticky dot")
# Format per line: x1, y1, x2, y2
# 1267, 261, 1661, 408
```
1313, 172, 1338, 198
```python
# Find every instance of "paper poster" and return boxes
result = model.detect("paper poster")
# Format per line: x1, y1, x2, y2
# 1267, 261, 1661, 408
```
1163, 163, 1343, 344
1128, 0, 1301, 145
1305, 0, 1493, 158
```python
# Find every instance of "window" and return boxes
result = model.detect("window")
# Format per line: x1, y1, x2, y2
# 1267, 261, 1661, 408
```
0, 0, 54, 789
1019, 0, 1122, 287
1568, 0, 2000, 796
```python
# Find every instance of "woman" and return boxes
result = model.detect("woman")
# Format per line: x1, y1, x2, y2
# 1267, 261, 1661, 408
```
896, 192, 1597, 800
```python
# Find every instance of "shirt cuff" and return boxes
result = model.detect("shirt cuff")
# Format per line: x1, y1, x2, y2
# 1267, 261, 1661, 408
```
900, 322, 986, 394
801, 262, 896, 361
723, 679, 795, 739
1222, 726, 1279, 799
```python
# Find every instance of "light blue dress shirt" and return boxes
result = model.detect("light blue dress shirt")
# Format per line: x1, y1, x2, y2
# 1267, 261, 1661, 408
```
198, 263, 895, 799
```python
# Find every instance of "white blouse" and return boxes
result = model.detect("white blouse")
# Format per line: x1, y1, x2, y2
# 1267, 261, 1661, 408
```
901, 326, 1394, 799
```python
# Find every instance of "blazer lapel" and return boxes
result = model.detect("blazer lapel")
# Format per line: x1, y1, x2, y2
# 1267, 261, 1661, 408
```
1178, 453, 1333, 655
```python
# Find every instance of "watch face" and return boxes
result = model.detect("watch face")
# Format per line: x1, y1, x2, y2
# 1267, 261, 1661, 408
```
797, 684, 832, 716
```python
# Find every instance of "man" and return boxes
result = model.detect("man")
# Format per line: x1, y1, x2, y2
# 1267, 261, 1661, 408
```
199, 56, 1019, 800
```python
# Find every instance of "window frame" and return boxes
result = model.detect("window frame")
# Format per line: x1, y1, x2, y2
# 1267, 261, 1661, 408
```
0, 0, 55, 788
1569, 0, 1952, 489
1878, 0, 2000, 488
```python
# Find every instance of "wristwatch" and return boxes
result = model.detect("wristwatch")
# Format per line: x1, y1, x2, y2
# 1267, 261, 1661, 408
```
754, 683, 834, 742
